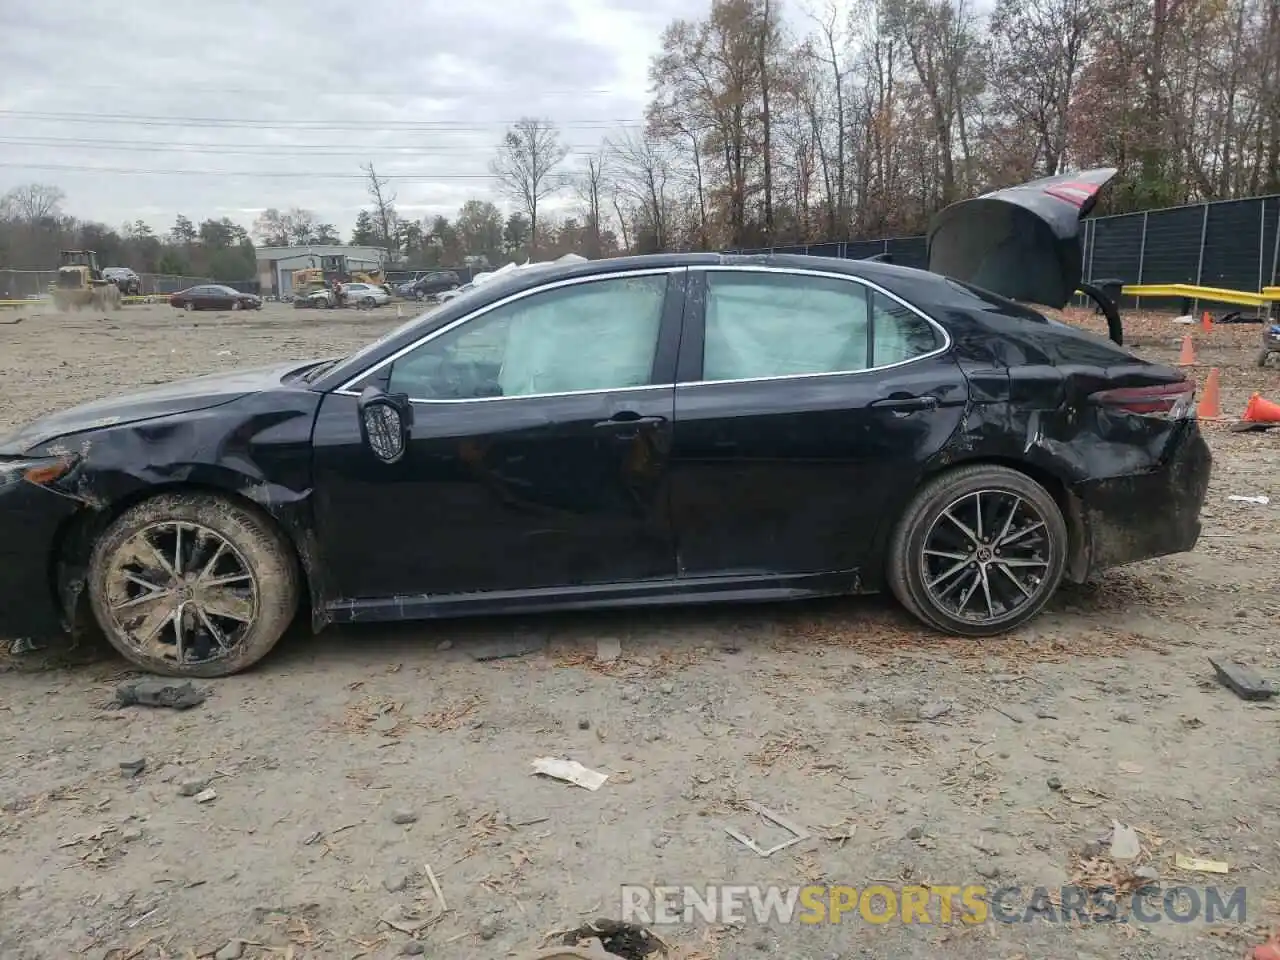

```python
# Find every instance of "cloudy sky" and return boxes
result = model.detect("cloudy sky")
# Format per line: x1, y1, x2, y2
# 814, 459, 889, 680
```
2, 0, 696, 237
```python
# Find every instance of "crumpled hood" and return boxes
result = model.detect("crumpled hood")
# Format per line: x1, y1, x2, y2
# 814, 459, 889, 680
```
0, 360, 315, 455
926, 168, 1118, 309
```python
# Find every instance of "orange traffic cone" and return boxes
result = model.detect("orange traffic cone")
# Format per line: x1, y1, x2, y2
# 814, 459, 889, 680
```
1196, 368, 1221, 418
1178, 334, 1196, 366
1242, 392, 1280, 424
1201, 310, 1213, 332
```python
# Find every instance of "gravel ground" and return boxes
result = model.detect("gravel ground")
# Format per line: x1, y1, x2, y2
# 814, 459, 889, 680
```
0, 299, 1278, 960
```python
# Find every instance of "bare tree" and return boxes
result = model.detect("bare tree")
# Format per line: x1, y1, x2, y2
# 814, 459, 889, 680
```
362, 162, 399, 256
574, 149, 609, 257
608, 131, 676, 253
1, 183, 66, 223
490, 118, 569, 256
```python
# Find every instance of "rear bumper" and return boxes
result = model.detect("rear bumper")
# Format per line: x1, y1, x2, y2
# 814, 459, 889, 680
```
0, 475, 80, 640
1073, 422, 1212, 574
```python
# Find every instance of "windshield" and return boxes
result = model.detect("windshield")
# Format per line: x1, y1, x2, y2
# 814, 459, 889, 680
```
327, 282, 494, 376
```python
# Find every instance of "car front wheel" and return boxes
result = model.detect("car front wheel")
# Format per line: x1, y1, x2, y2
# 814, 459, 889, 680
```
87, 492, 300, 677
887, 465, 1068, 637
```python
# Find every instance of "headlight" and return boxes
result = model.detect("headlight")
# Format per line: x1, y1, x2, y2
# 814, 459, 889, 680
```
0, 455, 79, 487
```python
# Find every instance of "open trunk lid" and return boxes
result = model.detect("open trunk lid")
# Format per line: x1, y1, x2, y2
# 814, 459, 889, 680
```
926, 168, 1118, 309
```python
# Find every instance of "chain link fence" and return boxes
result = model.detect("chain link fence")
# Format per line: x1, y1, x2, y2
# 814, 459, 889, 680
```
0, 269, 213, 302
728, 193, 1280, 312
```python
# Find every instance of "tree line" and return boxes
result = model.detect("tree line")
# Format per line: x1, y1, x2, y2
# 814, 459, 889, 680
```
3, 0, 1276, 274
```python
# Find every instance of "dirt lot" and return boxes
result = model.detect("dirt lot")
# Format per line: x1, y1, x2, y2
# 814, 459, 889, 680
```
1, 299, 1278, 960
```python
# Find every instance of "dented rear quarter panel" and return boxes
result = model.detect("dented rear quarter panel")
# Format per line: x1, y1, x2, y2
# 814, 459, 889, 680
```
877, 270, 1210, 579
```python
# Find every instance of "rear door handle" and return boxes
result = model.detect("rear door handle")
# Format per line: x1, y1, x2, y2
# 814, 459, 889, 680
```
870, 395, 938, 412
593, 414, 668, 429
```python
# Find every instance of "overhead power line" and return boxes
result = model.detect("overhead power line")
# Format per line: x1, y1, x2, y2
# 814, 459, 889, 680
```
0, 136, 608, 157
0, 109, 645, 131
56, 81, 634, 99
0, 161, 512, 180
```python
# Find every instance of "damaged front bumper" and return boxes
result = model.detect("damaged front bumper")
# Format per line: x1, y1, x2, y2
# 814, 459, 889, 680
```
0, 458, 83, 641
1071, 421, 1212, 575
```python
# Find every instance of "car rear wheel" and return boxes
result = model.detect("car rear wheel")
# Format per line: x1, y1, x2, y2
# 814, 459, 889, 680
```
87, 493, 300, 678
361, 296, 376, 308
888, 465, 1067, 637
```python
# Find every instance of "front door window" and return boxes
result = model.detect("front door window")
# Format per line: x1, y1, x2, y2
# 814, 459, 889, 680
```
388, 274, 670, 400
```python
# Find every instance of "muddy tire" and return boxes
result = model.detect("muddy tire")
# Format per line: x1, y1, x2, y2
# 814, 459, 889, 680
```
887, 465, 1068, 637
1258, 348, 1272, 368
87, 492, 299, 678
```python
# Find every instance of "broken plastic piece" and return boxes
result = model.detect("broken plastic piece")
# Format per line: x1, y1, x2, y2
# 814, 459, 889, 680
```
724, 800, 811, 857
1208, 657, 1277, 701
1174, 853, 1229, 874
115, 678, 208, 710
532, 757, 609, 791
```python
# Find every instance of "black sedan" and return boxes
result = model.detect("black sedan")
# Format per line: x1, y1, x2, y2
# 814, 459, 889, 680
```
0, 169, 1211, 677
169, 285, 263, 311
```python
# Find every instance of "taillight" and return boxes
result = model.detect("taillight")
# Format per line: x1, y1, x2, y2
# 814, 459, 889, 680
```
1089, 381, 1196, 418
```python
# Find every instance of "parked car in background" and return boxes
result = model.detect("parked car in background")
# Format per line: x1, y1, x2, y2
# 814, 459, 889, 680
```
396, 271, 461, 301
435, 282, 473, 304
342, 282, 391, 308
169, 285, 263, 311
102, 267, 142, 296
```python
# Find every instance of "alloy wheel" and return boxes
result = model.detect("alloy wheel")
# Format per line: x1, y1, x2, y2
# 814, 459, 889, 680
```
102, 521, 259, 666
919, 489, 1053, 626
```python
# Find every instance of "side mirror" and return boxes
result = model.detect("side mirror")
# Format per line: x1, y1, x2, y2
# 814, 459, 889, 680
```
357, 385, 414, 464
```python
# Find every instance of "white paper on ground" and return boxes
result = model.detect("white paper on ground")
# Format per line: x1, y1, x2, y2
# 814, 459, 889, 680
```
531, 757, 609, 791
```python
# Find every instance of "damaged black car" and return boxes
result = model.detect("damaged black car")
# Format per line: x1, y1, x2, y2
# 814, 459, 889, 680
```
0, 169, 1211, 677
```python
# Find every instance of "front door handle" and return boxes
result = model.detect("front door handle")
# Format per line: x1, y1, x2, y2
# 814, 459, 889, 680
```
870, 395, 938, 412
593, 414, 668, 430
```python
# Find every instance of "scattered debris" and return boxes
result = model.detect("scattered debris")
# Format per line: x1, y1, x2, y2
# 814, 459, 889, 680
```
478, 914, 504, 939
1047, 776, 1063, 791
384, 871, 411, 893
214, 941, 245, 960
193, 788, 217, 804
401, 941, 426, 956
1108, 820, 1141, 861
468, 633, 547, 661
423, 861, 448, 914
391, 808, 418, 825
178, 779, 208, 797
532, 757, 609, 791
115, 678, 207, 710
595, 638, 621, 664
724, 800, 810, 857
658, 682, 674, 695
918, 701, 952, 721
1132, 865, 1160, 884
1253, 934, 1280, 960
119, 758, 146, 778
1117, 761, 1143, 774
992, 705, 1025, 724
1174, 853, 1229, 874
577, 717, 591, 730
550, 919, 668, 960
906, 825, 925, 840
1227, 495, 1270, 504
380, 904, 436, 935
1209, 657, 1277, 701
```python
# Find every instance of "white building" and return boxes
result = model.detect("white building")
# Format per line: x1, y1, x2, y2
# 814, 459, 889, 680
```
255, 244, 390, 297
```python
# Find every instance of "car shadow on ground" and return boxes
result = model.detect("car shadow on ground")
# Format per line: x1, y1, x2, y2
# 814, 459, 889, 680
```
1, 571, 1171, 678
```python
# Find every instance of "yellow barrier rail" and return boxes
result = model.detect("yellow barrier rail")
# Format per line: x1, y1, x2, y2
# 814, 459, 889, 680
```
1117, 283, 1276, 308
